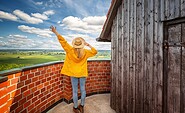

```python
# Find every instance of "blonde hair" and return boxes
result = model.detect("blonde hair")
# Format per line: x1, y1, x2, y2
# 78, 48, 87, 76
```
74, 48, 84, 58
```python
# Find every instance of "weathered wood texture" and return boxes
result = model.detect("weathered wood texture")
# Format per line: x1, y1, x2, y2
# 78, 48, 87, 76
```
110, 0, 185, 113
163, 21, 185, 113
162, 0, 183, 21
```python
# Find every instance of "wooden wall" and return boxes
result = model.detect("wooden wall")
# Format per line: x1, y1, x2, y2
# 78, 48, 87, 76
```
110, 0, 185, 113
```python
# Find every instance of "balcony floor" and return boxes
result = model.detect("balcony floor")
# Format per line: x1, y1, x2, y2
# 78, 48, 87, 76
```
47, 94, 116, 113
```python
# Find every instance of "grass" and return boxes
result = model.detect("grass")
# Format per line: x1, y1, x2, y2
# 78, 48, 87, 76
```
0, 50, 111, 72
0, 54, 65, 71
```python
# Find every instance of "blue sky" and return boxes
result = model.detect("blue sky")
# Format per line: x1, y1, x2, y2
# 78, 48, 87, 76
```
0, 0, 111, 50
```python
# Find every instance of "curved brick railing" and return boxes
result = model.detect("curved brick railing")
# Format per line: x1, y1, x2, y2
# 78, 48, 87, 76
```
0, 60, 111, 113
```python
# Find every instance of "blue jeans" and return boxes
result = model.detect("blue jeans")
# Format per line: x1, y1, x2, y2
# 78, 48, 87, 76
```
71, 77, 86, 108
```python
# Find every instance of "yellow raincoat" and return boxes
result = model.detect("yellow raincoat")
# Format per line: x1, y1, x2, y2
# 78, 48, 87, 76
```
57, 35, 97, 77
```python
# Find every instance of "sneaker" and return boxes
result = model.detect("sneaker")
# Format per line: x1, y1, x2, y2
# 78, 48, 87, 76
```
73, 107, 80, 113
78, 105, 84, 113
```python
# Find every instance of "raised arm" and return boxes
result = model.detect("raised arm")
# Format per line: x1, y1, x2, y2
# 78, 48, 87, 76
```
50, 26, 72, 52
84, 42, 98, 57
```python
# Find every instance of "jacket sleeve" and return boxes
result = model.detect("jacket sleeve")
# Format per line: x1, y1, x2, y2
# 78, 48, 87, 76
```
57, 34, 72, 52
86, 47, 98, 58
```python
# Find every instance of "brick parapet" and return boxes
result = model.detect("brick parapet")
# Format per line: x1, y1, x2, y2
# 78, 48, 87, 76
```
0, 60, 111, 113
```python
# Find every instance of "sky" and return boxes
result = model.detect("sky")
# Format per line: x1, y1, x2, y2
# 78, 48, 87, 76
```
0, 0, 111, 50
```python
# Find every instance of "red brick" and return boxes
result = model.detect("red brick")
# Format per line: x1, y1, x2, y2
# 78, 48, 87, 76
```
8, 74, 14, 79
35, 71, 40, 76
32, 77, 38, 82
23, 70, 30, 75
0, 94, 8, 105
31, 68, 37, 72
25, 79, 31, 85
0, 88, 7, 97
34, 91, 40, 96
23, 90, 30, 97
20, 109, 26, 113
17, 82, 24, 88
15, 72, 21, 77
44, 81, 49, 86
0, 81, 8, 89
37, 84, 43, 90
23, 100, 30, 108
28, 73, 34, 78
15, 105, 23, 113
32, 96, 37, 103
19, 97, 26, 105
31, 87, 37, 93
41, 88, 45, 93
14, 94, 22, 102
28, 104, 34, 111
42, 78, 46, 83
10, 90, 16, 98
29, 83, 34, 89
20, 75, 27, 81
35, 99, 40, 106
7, 85, 16, 92
10, 102, 18, 111
11, 78, 19, 85
27, 94, 33, 101
0, 103, 9, 113
21, 86, 27, 93
15, 89, 21, 96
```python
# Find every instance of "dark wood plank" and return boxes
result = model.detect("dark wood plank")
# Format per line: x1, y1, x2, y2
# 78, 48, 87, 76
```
156, 0, 163, 112
147, 0, 154, 113
110, 14, 117, 110
122, 0, 129, 112
169, 0, 175, 19
181, 0, 185, 17
133, 0, 137, 112
117, 5, 122, 113
174, 0, 180, 18
153, 0, 159, 112
164, 0, 170, 20
135, 0, 145, 112
167, 24, 181, 113
181, 23, 185, 113
129, 0, 135, 112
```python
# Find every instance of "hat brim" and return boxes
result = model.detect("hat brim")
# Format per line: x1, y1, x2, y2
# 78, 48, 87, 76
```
72, 38, 85, 48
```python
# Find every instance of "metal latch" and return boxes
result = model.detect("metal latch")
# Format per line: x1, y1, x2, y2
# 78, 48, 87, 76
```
163, 40, 185, 48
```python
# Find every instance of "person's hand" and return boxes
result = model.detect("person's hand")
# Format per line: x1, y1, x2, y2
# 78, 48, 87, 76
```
50, 26, 57, 33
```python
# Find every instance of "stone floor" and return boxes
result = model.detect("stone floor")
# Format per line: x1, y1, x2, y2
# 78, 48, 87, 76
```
47, 94, 116, 113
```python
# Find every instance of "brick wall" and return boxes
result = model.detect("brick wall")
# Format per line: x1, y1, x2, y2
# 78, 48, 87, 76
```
0, 60, 111, 113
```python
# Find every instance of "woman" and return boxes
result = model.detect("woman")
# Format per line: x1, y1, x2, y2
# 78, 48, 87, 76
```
50, 26, 97, 113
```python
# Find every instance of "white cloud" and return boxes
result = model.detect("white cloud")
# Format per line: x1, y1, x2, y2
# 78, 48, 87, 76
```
31, 13, 48, 20
0, 36, 4, 39
13, 10, 43, 24
35, 2, 43, 5
0, 11, 19, 21
43, 10, 55, 15
31, 10, 54, 20
62, 16, 106, 34
83, 16, 106, 25
8, 34, 27, 39
5, 34, 34, 48
18, 25, 53, 38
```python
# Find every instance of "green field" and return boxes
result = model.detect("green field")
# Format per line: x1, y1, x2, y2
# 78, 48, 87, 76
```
0, 49, 110, 71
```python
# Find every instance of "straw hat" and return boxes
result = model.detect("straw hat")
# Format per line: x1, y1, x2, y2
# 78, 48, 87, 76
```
72, 37, 85, 48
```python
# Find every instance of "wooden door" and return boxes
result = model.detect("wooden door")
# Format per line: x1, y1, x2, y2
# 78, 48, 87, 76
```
163, 18, 185, 113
